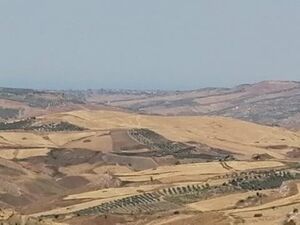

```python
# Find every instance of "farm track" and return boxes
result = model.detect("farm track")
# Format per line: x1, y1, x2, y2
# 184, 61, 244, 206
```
220, 161, 235, 171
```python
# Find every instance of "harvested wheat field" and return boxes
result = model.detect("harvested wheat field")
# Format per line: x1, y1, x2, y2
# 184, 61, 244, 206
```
41, 110, 300, 159
114, 160, 284, 183
1, 109, 300, 225
64, 184, 164, 200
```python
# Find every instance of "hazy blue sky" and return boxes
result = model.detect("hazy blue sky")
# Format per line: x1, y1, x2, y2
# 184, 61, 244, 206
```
0, 1, 300, 90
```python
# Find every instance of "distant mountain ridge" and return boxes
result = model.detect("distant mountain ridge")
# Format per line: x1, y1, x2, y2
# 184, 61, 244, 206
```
0, 80, 300, 129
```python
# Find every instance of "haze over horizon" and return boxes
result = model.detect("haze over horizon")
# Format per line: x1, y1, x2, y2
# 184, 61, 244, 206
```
1, 1, 300, 90
0, 80, 299, 92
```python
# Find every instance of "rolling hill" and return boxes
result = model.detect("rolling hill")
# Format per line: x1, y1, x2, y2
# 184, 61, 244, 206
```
0, 83, 300, 225
1, 80, 300, 130
41, 109, 300, 160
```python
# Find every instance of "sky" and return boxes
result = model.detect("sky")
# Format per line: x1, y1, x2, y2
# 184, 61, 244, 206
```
0, 1, 300, 90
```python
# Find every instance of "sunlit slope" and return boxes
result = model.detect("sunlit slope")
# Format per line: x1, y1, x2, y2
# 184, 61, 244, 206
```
0, 130, 112, 160
0, 131, 108, 148
41, 110, 300, 159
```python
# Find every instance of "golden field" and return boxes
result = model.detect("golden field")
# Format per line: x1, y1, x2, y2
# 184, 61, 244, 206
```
41, 110, 300, 159
1, 109, 300, 225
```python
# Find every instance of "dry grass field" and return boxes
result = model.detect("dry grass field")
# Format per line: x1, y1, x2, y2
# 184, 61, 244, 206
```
64, 184, 164, 200
114, 160, 284, 183
41, 110, 300, 160
0, 148, 50, 160
1, 109, 300, 225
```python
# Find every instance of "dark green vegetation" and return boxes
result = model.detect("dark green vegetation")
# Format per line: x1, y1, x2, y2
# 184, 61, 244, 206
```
45, 169, 298, 219
229, 170, 297, 191
0, 107, 20, 120
129, 128, 191, 153
29, 122, 85, 132
0, 118, 35, 130
0, 87, 86, 120
75, 192, 178, 216
0, 88, 84, 108
0, 118, 84, 132
126, 128, 234, 161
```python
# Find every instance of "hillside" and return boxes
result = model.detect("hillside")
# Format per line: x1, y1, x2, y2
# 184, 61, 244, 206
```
0, 110, 300, 224
1, 81, 300, 130
0, 82, 300, 224
83, 80, 300, 129
41, 109, 300, 160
